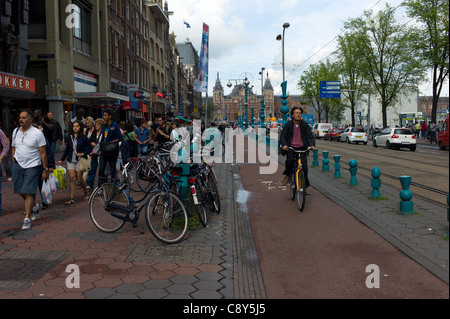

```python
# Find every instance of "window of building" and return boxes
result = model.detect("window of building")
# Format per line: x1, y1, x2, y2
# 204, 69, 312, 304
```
29, 0, 46, 39
72, 1, 93, 55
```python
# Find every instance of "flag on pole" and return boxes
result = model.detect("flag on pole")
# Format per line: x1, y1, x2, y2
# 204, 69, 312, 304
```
194, 23, 209, 93
183, 20, 191, 28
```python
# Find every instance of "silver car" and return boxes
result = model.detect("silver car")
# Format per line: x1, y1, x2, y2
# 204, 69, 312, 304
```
340, 127, 368, 144
373, 128, 417, 151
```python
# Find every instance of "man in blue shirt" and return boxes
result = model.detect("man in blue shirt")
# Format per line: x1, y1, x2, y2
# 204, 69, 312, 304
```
98, 109, 123, 186
134, 120, 152, 156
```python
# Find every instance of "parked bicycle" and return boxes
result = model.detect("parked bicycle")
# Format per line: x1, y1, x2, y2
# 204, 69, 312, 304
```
89, 162, 189, 244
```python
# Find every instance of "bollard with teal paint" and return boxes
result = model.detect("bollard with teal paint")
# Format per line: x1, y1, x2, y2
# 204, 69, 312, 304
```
322, 151, 329, 172
370, 167, 382, 198
398, 175, 413, 215
312, 148, 319, 167
349, 159, 358, 185
333, 155, 341, 178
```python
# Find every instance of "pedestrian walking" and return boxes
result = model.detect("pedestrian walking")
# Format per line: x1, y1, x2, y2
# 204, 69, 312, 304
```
86, 118, 105, 190
414, 122, 420, 138
11, 109, 49, 230
155, 117, 172, 145
56, 121, 91, 205
0, 122, 12, 182
46, 112, 64, 155
421, 121, 427, 139
134, 120, 152, 156
429, 122, 437, 144
0, 127, 10, 216
98, 109, 123, 186
33, 109, 53, 145
31, 122, 56, 216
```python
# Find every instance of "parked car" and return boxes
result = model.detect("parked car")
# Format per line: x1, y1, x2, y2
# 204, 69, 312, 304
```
340, 127, 368, 144
373, 128, 416, 151
312, 123, 333, 139
324, 128, 344, 141
438, 116, 449, 150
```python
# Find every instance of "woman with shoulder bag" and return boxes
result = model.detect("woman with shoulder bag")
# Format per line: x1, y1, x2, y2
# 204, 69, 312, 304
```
86, 118, 105, 190
56, 121, 92, 205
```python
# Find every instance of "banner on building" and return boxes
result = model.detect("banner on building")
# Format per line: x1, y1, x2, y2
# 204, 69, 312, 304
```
194, 23, 209, 93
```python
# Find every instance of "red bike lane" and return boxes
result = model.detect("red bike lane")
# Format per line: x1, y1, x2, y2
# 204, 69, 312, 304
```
238, 161, 449, 299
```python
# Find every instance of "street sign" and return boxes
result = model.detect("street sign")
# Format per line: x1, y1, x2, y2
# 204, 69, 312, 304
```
320, 81, 341, 99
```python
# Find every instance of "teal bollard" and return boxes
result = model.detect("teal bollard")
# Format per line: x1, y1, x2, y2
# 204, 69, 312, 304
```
370, 167, 382, 198
322, 151, 329, 172
312, 149, 319, 167
398, 176, 413, 215
333, 155, 341, 178
349, 159, 358, 186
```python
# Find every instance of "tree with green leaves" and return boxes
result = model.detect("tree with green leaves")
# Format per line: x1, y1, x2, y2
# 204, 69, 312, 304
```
336, 32, 368, 127
403, 0, 449, 123
343, 4, 427, 128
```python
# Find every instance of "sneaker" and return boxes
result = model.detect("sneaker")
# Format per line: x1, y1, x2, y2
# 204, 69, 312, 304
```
42, 202, 48, 210
22, 218, 31, 230
31, 212, 40, 221
32, 203, 41, 214
281, 175, 290, 186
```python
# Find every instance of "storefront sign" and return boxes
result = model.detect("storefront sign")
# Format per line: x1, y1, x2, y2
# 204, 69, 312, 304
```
0, 71, 35, 93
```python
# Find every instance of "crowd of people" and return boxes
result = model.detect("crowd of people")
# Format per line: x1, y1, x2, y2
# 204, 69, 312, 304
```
0, 108, 187, 231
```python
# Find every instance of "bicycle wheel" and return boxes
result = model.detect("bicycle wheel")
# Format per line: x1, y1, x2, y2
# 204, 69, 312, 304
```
296, 170, 306, 211
290, 169, 296, 201
127, 160, 141, 192
136, 163, 158, 192
207, 173, 221, 214
194, 180, 208, 227
145, 191, 189, 244
89, 183, 128, 233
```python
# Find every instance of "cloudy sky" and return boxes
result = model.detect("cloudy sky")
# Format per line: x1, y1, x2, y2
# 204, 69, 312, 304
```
167, 0, 448, 98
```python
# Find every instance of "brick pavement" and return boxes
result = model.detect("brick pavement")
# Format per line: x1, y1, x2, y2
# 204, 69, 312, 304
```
0, 162, 238, 299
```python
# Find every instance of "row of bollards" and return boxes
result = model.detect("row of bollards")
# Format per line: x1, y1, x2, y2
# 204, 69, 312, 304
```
312, 150, 448, 217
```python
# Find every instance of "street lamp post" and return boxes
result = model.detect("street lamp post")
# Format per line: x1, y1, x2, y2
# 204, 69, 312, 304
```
277, 22, 290, 127
259, 67, 265, 128
227, 76, 251, 130
244, 78, 250, 130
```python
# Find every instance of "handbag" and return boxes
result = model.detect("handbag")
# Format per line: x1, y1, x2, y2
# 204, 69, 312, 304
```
79, 157, 91, 173
100, 141, 120, 159
90, 133, 102, 158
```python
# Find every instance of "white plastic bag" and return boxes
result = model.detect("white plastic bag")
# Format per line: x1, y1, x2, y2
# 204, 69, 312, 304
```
41, 180, 52, 204
48, 173, 58, 194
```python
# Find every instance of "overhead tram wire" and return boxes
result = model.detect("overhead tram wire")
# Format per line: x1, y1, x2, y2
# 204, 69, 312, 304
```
272, 0, 405, 96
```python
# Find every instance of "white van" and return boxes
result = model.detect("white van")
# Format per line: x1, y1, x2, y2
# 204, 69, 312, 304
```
312, 123, 333, 139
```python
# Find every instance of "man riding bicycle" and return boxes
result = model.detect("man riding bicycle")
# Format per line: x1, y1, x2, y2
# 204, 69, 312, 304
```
280, 107, 316, 193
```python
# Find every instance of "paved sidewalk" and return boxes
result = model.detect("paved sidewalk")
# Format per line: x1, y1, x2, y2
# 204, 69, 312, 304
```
0, 163, 237, 299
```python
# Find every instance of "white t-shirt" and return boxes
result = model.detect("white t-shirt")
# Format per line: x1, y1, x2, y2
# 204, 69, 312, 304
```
12, 126, 47, 168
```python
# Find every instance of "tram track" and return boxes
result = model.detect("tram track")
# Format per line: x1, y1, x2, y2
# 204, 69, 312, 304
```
356, 165, 448, 196
314, 139, 449, 203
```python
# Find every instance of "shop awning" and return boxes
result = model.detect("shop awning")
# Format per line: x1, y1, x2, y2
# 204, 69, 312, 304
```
75, 91, 130, 103
175, 115, 192, 122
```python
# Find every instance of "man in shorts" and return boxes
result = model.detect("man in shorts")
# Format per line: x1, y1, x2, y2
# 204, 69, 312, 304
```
11, 109, 49, 230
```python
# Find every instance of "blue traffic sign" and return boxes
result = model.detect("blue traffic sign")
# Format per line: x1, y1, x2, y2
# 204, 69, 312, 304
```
320, 81, 341, 99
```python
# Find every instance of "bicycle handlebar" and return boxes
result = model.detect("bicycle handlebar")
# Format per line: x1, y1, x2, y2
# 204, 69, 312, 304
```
288, 146, 314, 153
